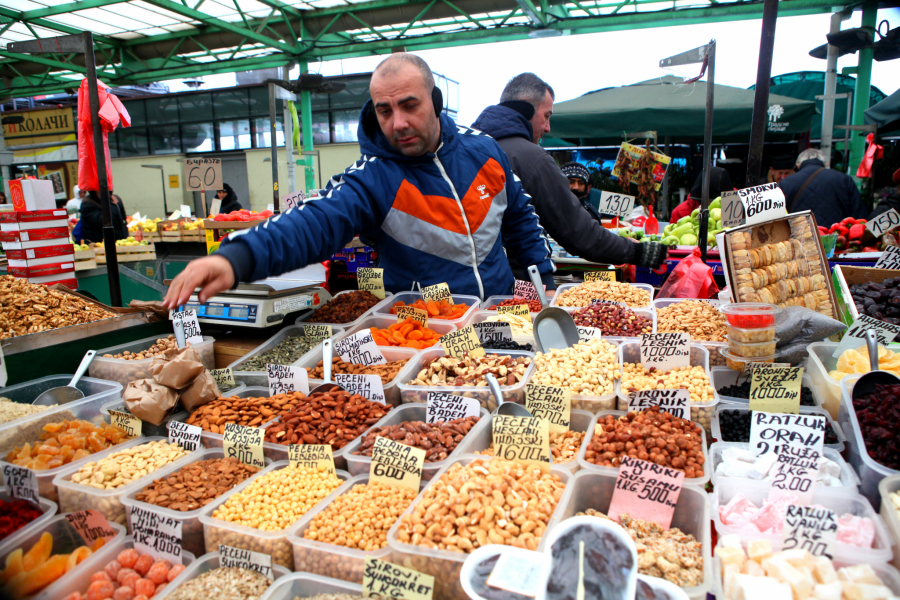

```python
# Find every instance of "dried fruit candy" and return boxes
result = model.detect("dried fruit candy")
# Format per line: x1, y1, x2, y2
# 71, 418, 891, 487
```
0, 499, 44, 541
369, 318, 442, 349
61, 548, 184, 600
852, 382, 900, 470
5, 419, 131, 470
390, 298, 469, 320
2, 532, 103, 597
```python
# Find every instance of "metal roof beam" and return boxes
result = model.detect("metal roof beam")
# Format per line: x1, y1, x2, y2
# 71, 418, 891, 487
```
0, 7, 120, 47
18, 0, 133, 20
514, 0, 547, 25
0, 50, 90, 74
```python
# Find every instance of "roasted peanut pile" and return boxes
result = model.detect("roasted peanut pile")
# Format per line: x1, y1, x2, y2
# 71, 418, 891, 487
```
102, 335, 178, 360
620, 364, 714, 404
0, 275, 115, 339
555, 281, 651, 308
69, 440, 190, 489
166, 567, 270, 600
408, 353, 531, 387
303, 481, 418, 551
396, 458, 566, 552
481, 430, 585, 463
0, 397, 46, 425
307, 357, 408, 384
656, 300, 727, 342
212, 465, 343, 531
135, 457, 260, 511
353, 417, 479, 462
186, 392, 307, 433
572, 304, 652, 337
532, 338, 621, 396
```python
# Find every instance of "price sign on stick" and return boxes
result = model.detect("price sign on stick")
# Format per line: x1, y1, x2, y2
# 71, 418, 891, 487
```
267, 364, 309, 396
628, 390, 691, 421
220, 545, 273, 581
2, 464, 38, 504
288, 444, 336, 474
640, 333, 690, 370
168, 421, 202, 451
598, 191, 635, 219
131, 505, 183, 564
335, 374, 386, 404
608, 455, 684, 529
334, 331, 388, 366
370, 436, 426, 491
426, 392, 480, 423
472, 322, 513, 344
170, 309, 203, 345
184, 158, 223, 192
513, 280, 541, 301
868, 208, 900, 236
737, 183, 787, 226
363, 558, 434, 600
439, 326, 485, 358
357, 268, 385, 300
833, 314, 900, 357
223, 423, 265, 468
492, 416, 551, 472
749, 366, 804, 414
783, 505, 837, 559
525, 384, 571, 432
875, 246, 900, 270
720, 191, 744, 228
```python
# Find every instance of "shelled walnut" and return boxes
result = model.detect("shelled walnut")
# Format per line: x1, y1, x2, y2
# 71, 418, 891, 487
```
0, 275, 114, 339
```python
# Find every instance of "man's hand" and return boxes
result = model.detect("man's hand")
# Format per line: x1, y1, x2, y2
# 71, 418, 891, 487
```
164, 255, 235, 309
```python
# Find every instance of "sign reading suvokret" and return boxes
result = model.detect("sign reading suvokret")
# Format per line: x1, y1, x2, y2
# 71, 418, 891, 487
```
627, 389, 691, 421
640, 333, 690, 370
219, 544, 273, 581
608, 455, 684, 529
425, 392, 480, 423
334, 331, 387, 366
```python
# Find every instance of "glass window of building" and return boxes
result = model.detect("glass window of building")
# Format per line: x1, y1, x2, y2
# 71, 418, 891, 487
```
149, 124, 182, 154
117, 127, 149, 157
252, 116, 284, 148
145, 96, 179, 124
182, 122, 215, 153
219, 119, 252, 151
122, 100, 146, 127
332, 110, 359, 143
213, 89, 251, 120
178, 93, 212, 123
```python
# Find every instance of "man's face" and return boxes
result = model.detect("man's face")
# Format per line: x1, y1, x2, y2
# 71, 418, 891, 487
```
217, 190, 227, 199
568, 177, 589, 199
769, 167, 793, 183
78, 189, 86, 199
370, 64, 440, 157
530, 91, 553, 144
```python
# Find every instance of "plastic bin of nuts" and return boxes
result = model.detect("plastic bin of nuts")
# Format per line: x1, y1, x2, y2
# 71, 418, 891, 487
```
372, 291, 480, 326
198, 461, 350, 570
532, 338, 622, 414
342, 403, 488, 480
52, 436, 202, 531
297, 289, 391, 329
569, 304, 656, 342
89, 335, 216, 388
551, 281, 654, 309
157, 550, 291, 600
652, 299, 728, 368
385, 455, 572, 600
0, 485, 56, 544
258, 572, 363, 600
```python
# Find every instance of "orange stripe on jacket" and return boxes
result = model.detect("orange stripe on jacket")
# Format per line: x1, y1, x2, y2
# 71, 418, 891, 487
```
460, 158, 505, 233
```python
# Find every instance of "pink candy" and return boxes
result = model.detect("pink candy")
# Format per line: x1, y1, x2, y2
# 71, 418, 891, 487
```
836, 514, 876, 548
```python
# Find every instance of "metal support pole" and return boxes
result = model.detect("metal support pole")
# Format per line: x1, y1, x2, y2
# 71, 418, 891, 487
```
662, 136, 670, 220
268, 82, 280, 212
822, 10, 852, 168
0, 123, 11, 202
745, 0, 778, 187
299, 61, 315, 191
83, 31, 121, 307
283, 65, 296, 194
849, 0, 877, 183
698, 41, 716, 265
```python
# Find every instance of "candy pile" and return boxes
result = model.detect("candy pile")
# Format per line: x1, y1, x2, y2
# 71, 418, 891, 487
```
62, 547, 185, 600
715, 447, 845, 487
1, 532, 106, 598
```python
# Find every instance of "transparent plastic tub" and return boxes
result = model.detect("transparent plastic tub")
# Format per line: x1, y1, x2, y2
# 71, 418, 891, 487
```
0, 514, 126, 600
708, 441, 859, 492
296, 289, 392, 330
550, 282, 654, 309
343, 402, 489, 480
710, 367, 823, 409
720, 347, 776, 372
710, 477, 893, 565
100, 399, 188, 439
650, 299, 727, 367
452, 410, 593, 474
198, 460, 350, 570
546, 469, 711, 600
710, 404, 845, 453
727, 337, 779, 358
0, 485, 56, 545
121, 447, 274, 558
577, 410, 711, 487
0, 374, 121, 408
566, 305, 657, 343
385, 454, 572, 600
481, 295, 542, 313
529, 337, 620, 414
702, 341, 727, 368
726, 324, 776, 343
807, 341, 846, 420
879, 475, 900, 569
371, 291, 480, 326
157, 550, 291, 599
719, 302, 779, 328
259, 572, 363, 600
343, 314, 458, 352
467, 309, 535, 347
53, 435, 203, 531
397, 347, 536, 412
90, 335, 216, 388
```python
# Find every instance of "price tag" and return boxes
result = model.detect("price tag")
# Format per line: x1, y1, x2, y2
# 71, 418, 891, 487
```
222, 423, 265, 468
472, 322, 513, 344
335, 374, 386, 404
171, 309, 203, 345
589, 299, 625, 307
304, 324, 332, 344
267, 364, 309, 396
109, 408, 142, 437
627, 389, 691, 421
749, 366, 804, 414
288, 444, 336, 474
421, 282, 451, 303
875, 246, 900, 269
833, 314, 900, 357
209, 368, 236, 390
525, 384, 571, 433
2, 464, 38, 504
783, 505, 838, 559
513, 280, 541, 301
396, 305, 428, 326
748, 411, 828, 457
219, 544, 273, 581
598, 190, 635, 219
577, 326, 603, 341
281, 189, 306, 211
168, 421, 202, 452
492, 415, 551, 472
363, 558, 434, 600
770, 443, 821, 505
370, 436, 426, 491
744, 361, 791, 374
497, 304, 530, 317
180, 205, 192, 219
184, 158, 223, 192
425, 392, 480, 423
66, 510, 117, 545
608, 455, 684, 529
131, 505, 183, 564
867, 208, 900, 236
334, 331, 388, 366
210, 199, 222, 216
583, 270, 616, 282
357, 267, 385, 300
486, 551, 549, 597
439, 326, 485, 358
737, 183, 787, 226
720, 191, 744, 228
640, 333, 690, 371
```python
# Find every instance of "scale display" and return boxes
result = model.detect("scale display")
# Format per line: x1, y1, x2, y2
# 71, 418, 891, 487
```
183, 302, 258, 323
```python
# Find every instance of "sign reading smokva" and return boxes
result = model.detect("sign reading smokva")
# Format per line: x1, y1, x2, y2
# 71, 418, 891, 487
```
3, 108, 75, 138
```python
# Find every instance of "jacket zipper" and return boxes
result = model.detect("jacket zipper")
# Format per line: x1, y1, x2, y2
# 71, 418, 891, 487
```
432, 146, 485, 300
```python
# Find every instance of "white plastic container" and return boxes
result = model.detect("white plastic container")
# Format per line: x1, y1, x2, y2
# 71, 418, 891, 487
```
196, 386, 296, 459
710, 366, 824, 410
90, 335, 216, 388
0, 485, 56, 545
878, 475, 900, 569
0, 374, 121, 408
467, 310, 535, 348
343, 314, 458, 352
157, 550, 291, 599
550, 281, 655, 309
297, 289, 392, 330
806, 341, 845, 419
481, 295, 542, 313
710, 403, 846, 453
651, 298, 728, 369
260, 572, 363, 600
372, 291, 480, 327
566, 305, 657, 343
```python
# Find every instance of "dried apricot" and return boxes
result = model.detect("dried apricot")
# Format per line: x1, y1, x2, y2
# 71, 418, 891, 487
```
133, 554, 154, 576
133, 578, 155, 597
113, 585, 135, 600
86, 580, 116, 600
116, 549, 139, 569
146, 562, 168, 585
105, 559, 122, 580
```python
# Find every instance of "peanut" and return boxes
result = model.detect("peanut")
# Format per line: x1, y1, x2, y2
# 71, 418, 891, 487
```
532, 339, 621, 409
555, 281, 651, 308
656, 300, 727, 342
69, 440, 190, 490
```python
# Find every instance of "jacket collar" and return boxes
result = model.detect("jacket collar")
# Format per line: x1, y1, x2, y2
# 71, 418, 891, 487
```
471, 104, 534, 142
357, 99, 458, 163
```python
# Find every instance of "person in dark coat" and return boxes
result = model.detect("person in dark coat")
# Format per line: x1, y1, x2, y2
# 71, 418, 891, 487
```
869, 168, 900, 220
212, 183, 243, 214
669, 167, 735, 223
79, 191, 128, 243
779, 148, 867, 226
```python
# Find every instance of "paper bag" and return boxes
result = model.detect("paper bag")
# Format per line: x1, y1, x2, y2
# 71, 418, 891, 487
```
180, 370, 222, 413
150, 347, 205, 389
123, 379, 179, 426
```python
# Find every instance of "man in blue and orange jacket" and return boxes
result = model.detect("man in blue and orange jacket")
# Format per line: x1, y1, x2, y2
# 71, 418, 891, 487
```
164, 53, 555, 308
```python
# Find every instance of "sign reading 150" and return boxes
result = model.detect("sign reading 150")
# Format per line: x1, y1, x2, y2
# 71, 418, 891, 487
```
184, 158, 223, 192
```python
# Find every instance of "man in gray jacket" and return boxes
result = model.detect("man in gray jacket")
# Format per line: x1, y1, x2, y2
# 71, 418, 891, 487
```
472, 73, 666, 279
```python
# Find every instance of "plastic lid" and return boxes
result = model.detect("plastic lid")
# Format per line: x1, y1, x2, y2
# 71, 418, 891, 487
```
719, 347, 776, 362
719, 303, 780, 328
727, 337, 780, 347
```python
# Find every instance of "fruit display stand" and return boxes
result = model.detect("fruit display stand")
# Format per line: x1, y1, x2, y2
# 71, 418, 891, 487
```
73, 246, 97, 271
93, 241, 157, 264
160, 218, 189, 242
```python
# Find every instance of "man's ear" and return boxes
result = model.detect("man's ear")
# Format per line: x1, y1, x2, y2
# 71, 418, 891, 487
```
431, 86, 443, 117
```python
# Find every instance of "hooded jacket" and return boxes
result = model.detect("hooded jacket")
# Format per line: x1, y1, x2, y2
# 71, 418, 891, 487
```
78, 192, 128, 243
216, 104, 555, 299
213, 183, 243, 214
472, 104, 640, 271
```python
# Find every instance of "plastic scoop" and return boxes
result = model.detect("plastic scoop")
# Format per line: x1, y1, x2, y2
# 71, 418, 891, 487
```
645, 204, 659, 235
533, 308, 581, 353
527, 265, 549, 309
488, 373, 533, 417
307, 338, 348, 395
33, 350, 97, 406
851, 329, 900, 400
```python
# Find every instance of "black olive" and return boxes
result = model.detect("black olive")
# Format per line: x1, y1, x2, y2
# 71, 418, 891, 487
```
865, 297, 877, 307
868, 291, 884, 300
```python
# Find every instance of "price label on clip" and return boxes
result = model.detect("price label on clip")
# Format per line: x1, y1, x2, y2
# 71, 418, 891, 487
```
223, 423, 265, 468
370, 436, 426, 491
357, 267, 385, 300
608, 455, 684, 529
109, 407, 142, 437
640, 333, 690, 371
334, 331, 388, 366
491, 415, 551, 472
439, 326, 485, 358
868, 208, 900, 237
525, 384, 570, 433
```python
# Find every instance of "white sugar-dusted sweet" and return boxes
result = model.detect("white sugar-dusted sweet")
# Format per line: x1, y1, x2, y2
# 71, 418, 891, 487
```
720, 533, 744, 549
745, 560, 767, 577
840, 582, 894, 600
738, 574, 793, 600
779, 548, 814, 567
724, 447, 758, 463
763, 556, 814, 600
820, 458, 842, 479
811, 556, 838, 584
724, 562, 742, 600
717, 545, 747, 568
812, 581, 843, 600
838, 565, 884, 585
748, 539, 773, 562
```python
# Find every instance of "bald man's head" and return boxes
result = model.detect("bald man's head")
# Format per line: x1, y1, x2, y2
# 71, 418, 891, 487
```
369, 53, 441, 156
373, 53, 435, 90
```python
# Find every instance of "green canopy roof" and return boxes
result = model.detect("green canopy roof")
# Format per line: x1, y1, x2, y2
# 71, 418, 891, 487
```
865, 88, 900, 134
548, 75, 817, 145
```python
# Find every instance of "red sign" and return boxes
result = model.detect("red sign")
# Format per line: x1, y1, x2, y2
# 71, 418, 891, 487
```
608, 455, 685, 529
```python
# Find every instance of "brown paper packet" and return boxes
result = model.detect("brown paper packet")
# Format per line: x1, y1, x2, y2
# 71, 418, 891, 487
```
150, 347, 205, 389
180, 370, 222, 413
123, 379, 179, 426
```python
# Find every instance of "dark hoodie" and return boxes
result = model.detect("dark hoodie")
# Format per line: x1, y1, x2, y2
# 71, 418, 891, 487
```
212, 183, 243, 214
472, 104, 642, 271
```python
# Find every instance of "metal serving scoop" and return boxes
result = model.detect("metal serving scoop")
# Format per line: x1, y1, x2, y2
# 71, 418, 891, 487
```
488, 373, 533, 417
33, 350, 97, 406
307, 338, 348, 395
851, 329, 900, 400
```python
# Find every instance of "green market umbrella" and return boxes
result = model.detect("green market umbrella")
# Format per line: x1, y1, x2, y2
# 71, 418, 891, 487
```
866, 87, 900, 134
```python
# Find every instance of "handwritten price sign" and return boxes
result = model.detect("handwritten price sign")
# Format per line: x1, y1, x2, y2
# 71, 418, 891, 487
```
868, 208, 900, 236
598, 191, 635, 219
608, 455, 684, 529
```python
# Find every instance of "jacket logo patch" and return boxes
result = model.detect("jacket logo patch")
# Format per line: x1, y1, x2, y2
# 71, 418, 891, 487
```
477, 184, 489, 200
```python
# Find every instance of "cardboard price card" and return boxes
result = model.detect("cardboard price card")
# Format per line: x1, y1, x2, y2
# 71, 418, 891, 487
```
589, 299, 625, 307
131, 505, 183, 564
281, 189, 306, 211
748, 412, 828, 457
783, 505, 838, 559
598, 190, 635, 219
66, 510, 118, 545
267, 364, 310, 396
171, 309, 203, 345
497, 303, 530, 317
749, 366, 804, 414
627, 389, 691, 421
167, 420, 202, 452
209, 368, 236, 390
525, 384, 571, 433
370, 436, 426, 491
744, 361, 791, 375
639, 333, 690, 371
439, 326, 485, 358
288, 444, 336, 475
357, 267, 386, 300
720, 191, 744, 228
486, 551, 550, 598
737, 183, 787, 226
867, 208, 900, 237
769, 444, 821, 505
108, 408, 142, 437
472, 322, 513, 345
577, 326, 603, 341
513, 280, 541, 301
222, 423, 265, 468
608, 455, 685, 529
425, 391, 480, 423
335, 374, 386, 404
363, 558, 434, 600
2, 464, 39, 504
421, 282, 451, 303
219, 544, 274, 581
492, 415, 551, 472
396, 305, 428, 326
876, 245, 900, 270
833, 314, 900, 358
304, 324, 333, 345
334, 331, 388, 366
583, 270, 616, 282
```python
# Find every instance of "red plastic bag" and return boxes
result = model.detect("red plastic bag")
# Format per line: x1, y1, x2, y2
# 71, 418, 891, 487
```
856, 133, 883, 179
657, 247, 719, 299
77, 78, 131, 192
